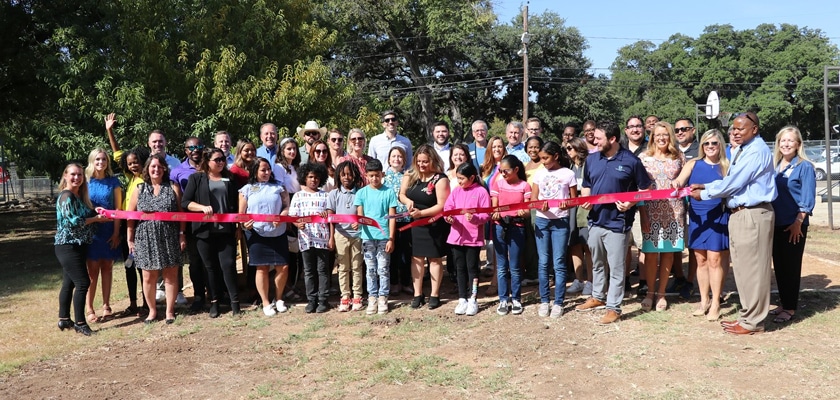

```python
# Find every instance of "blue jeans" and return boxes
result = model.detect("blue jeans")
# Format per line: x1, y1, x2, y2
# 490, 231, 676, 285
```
494, 223, 524, 302
535, 217, 570, 305
363, 240, 391, 297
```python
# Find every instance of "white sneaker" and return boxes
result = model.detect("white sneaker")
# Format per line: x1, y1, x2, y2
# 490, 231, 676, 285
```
263, 303, 277, 316
466, 299, 478, 316
496, 300, 510, 315
377, 296, 389, 315
582, 281, 593, 296
366, 296, 378, 315
155, 289, 166, 303
538, 302, 550, 317
550, 304, 564, 319
274, 300, 288, 313
511, 300, 524, 315
176, 292, 188, 305
567, 279, 584, 293
454, 298, 468, 315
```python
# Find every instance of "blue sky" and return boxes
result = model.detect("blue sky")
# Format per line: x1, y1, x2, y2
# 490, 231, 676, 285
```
496, 0, 840, 75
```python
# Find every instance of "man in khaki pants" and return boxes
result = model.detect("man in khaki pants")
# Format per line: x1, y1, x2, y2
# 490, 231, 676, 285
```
689, 111, 777, 334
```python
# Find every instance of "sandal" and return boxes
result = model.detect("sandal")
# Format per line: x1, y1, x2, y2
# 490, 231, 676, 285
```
640, 295, 654, 311
655, 294, 668, 311
769, 307, 782, 316
692, 302, 711, 317
100, 305, 114, 321
284, 288, 303, 302
86, 311, 100, 323
772, 310, 796, 323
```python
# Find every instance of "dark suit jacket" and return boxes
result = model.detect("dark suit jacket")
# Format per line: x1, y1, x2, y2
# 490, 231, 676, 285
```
181, 173, 238, 239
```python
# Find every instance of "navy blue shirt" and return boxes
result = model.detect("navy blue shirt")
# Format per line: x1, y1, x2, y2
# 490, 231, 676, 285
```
582, 147, 652, 233
772, 156, 816, 227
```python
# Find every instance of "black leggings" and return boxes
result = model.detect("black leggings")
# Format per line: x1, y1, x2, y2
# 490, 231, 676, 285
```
120, 224, 144, 307
389, 222, 412, 287
56, 244, 90, 323
772, 225, 807, 310
197, 233, 238, 303
452, 245, 480, 299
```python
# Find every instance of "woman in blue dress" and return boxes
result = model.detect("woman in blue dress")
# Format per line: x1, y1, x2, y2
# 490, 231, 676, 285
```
84, 148, 123, 323
673, 129, 730, 321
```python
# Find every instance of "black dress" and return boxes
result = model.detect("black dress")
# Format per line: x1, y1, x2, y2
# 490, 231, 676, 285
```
405, 172, 448, 258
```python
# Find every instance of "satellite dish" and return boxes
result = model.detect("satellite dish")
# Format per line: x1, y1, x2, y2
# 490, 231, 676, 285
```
705, 91, 720, 119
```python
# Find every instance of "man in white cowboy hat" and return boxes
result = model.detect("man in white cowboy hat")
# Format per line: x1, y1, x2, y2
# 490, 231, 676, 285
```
368, 110, 413, 166
297, 120, 327, 164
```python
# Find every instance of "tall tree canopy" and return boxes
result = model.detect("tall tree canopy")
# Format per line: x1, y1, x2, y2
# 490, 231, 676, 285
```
610, 23, 840, 139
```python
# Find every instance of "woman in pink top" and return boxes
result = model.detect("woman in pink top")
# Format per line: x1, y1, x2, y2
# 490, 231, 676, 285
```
441, 163, 490, 316
490, 155, 531, 316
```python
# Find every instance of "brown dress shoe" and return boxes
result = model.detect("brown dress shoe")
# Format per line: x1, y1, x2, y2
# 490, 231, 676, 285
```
720, 320, 738, 328
599, 310, 620, 324
576, 297, 606, 312
724, 323, 764, 335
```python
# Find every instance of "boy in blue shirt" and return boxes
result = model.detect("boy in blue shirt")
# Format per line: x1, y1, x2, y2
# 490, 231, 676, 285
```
354, 159, 398, 315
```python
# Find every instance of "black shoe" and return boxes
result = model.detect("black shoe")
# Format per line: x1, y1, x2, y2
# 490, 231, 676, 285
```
209, 302, 220, 318
428, 296, 441, 310
165, 318, 175, 325
189, 298, 205, 313
624, 279, 632, 294
231, 301, 242, 316
679, 282, 695, 300
74, 323, 94, 336
316, 301, 330, 313
666, 277, 687, 295
637, 280, 648, 297
58, 319, 74, 331
410, 296, 425, 309
305, 300, 318, 313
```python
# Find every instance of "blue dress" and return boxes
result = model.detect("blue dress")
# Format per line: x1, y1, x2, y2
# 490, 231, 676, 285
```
687, 160, 729, 251
87, 176, 122, 260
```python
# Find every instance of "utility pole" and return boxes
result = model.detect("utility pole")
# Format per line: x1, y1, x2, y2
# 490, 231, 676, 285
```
521, 2, 530, 121
823, 66, 840, 229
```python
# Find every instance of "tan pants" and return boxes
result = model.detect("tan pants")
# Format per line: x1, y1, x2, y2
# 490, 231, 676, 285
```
335, 234, 364, 298
729, 203, 774, 330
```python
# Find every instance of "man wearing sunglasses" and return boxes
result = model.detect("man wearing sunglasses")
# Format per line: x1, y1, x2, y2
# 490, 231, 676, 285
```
674, 119, 699, 160
296, 120, 327, 164
167, 137, 208, 311
690, 111, 777, 335
368, 110, 413, 167
667, 118, 700, 299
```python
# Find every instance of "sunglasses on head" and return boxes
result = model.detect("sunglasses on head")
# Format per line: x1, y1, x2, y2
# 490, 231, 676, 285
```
186, 145, 205, 152
737, 113, 758, 126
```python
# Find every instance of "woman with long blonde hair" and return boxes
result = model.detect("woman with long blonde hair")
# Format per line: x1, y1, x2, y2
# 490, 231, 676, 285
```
672, 129, 730, 320
84, 148, 123, 323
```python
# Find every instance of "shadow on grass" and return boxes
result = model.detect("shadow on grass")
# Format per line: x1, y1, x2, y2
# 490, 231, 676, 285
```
0, 208, 63, 297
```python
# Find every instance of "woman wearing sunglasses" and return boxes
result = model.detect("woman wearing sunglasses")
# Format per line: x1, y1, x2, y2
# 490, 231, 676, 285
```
672, 129, 730, 321
182, 147, 242, 318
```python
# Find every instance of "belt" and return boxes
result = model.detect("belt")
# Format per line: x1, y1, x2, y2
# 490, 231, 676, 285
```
730, 202, 769, 214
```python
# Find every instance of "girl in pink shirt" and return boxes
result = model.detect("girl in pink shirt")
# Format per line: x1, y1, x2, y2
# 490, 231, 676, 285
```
490, 155, 531, 316
442, 163, 490, 316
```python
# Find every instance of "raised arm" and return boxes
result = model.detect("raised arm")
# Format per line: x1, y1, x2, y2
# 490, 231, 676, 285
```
105, 113, 121, 154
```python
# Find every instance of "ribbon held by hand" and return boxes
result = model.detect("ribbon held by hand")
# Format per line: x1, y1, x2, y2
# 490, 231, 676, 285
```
99, 209, 383, 231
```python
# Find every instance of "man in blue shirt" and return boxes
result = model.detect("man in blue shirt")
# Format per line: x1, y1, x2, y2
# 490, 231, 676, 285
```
576, 120, 652, 324
468, 120, 489, 171
691, 111, 777, 335
256, 123, 279, 164
505, 121, 530, 163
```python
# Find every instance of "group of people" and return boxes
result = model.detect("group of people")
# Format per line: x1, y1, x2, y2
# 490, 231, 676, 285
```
53, 110, 815, 336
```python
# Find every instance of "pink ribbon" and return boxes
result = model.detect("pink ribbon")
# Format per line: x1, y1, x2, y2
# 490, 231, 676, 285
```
99, 209, 383, 231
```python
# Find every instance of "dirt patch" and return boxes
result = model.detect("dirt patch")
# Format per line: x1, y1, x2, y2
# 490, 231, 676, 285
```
3, 207, 840, 399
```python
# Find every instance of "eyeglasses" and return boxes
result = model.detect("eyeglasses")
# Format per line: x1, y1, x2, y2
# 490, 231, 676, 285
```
703, 141, 720, 147
329, 138, 344, 143
186, 145, 205, 152
304, 131, 321, 137
565, 146, 573, 151
350, 137, 365, 141
210, 157, 226, 163
675, 127, 694, 133
383, 118, 397, 123
737, 113, 758, 126
626, 124, 643, 129
314, 149, 328, 154
499, 168, 513, 175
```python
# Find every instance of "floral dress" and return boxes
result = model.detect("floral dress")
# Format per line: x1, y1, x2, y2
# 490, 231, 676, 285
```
641, 155, 686, 252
